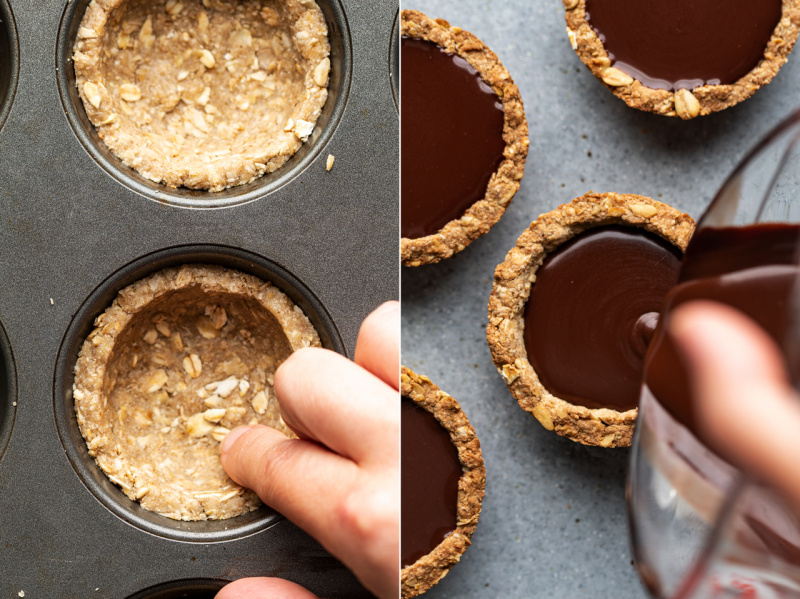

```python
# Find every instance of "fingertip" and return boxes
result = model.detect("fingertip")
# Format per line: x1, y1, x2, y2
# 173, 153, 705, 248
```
360, 301, 400, 341
369, 300, 400, 319
219, 424, 289, 491
274, 347, 333, 396
220, 424, 253, 456
670, 301, 786, 383
216, 577, 320, 599
354, 301, 400, 389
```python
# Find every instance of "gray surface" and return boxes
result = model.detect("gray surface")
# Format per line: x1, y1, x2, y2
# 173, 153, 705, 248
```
0, 0, 398, 597
401, 1, 800, 597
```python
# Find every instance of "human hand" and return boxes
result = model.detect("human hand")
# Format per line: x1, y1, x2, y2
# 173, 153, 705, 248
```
670, 300, 800, 508
215, 301, 399, 599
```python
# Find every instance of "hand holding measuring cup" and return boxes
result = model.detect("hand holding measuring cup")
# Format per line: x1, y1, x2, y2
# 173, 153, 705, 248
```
628, 109, 800, 599
671, 301, 800, 512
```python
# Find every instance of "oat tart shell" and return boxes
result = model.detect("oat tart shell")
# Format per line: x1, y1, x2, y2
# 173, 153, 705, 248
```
73, 0, 330, 191
401, 367, 485, 598
563, 0, 800, 119
73, 264, 320, 521
401, 10, 528, 267
486, 192, 695, 447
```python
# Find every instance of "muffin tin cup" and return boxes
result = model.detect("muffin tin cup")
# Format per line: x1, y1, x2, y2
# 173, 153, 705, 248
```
125, 579, 227, 599
0, 318, 16, 466
56, 0, 354, 209
54, 244, 345, 543
0, 0, 396, 595
0, 0, 18, 132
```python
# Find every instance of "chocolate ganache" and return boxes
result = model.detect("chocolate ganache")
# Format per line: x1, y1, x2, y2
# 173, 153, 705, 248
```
524, 225, 683, 412
585, 0, 782, 91
401, 37, 506, 239
646, 224, 800, 438
401, 397, 461, 568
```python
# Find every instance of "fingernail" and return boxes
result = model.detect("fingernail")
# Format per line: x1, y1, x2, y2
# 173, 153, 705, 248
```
220, 425, 252, 455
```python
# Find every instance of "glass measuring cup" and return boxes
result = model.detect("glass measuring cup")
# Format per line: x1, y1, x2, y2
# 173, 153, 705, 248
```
628, 108, 800, 599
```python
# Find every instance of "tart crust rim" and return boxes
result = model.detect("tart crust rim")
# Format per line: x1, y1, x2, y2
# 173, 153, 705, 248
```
400, 366, 486, 598
486, 192, 696, 447
400, 9, 529, 266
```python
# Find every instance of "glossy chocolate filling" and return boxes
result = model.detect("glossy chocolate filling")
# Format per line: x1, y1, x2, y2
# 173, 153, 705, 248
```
646, 224, 800, 438
401, 37, 506, 239
401, 397, 461, 568
585, 0, 782, 91
524, 226, 682, 412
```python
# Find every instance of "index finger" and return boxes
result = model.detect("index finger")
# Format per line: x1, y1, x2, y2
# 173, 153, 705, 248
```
274, 347, 398, 465
354, 301, 400, 389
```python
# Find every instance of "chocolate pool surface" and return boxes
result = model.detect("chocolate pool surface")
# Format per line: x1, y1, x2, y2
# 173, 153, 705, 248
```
523, 225, 682, 412
401, 397, 461, 568
586, 0, 782, 90
401, 36, 505, 239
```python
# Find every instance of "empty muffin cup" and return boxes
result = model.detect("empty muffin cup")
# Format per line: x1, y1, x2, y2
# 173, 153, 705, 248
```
0, 318, 16, 465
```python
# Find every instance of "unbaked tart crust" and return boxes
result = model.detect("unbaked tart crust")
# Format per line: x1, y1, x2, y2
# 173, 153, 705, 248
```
564, 0, 800, 118
401, 367, 485, 598
74, 0, 330, 191
73, 264, 319, 521
401, 10, 528, 267
487, 192, 695, 448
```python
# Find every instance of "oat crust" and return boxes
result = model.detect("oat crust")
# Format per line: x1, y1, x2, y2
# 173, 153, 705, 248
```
74, 0, 330, 191
486, 192, 695, 447
563, 0, 800, 118
401, 367, 485, 598
401, 10, 529, 266
73, 264, 320, 520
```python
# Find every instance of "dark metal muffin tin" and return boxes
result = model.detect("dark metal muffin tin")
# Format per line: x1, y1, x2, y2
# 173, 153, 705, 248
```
0, 0, 398, 596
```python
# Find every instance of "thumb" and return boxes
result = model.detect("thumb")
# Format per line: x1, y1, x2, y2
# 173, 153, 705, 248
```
670, 301, 800, 507
215, 577, 320, 599
219, 424, 289, 498
219, 423, 360, 555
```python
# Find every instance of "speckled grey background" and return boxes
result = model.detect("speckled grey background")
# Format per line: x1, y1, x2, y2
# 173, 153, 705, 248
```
400, 1, 800, 597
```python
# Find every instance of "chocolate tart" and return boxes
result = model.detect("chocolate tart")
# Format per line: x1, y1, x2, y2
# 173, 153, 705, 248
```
401, 367, 485, 598
563, 0, 800, 119
401, 10, 528, 266
486, 192, 695, 447
73, 0, 330, 191
72, 264, 320, 520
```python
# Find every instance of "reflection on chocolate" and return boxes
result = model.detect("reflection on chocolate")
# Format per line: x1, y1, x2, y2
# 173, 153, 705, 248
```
401, 37, 506, 239
631, 312, 659, 359
585, 0, 782, 91
401, 397, 461, 568
646, 224, 800, 439
524, 226, 682, 412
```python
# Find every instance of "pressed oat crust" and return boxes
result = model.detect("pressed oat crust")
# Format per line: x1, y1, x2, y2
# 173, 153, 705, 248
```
74, 0, 330, 191
401, 10, 528, 267
563, 0, 800, 118
486, 192, 695, 447
401, 367, 485, 598
73, 264, 320, 520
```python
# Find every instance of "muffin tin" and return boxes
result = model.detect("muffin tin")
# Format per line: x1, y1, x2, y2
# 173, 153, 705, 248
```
0, 0, 397, 596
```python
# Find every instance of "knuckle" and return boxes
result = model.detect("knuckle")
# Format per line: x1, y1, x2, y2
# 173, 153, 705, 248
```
336, 483, 395, 549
